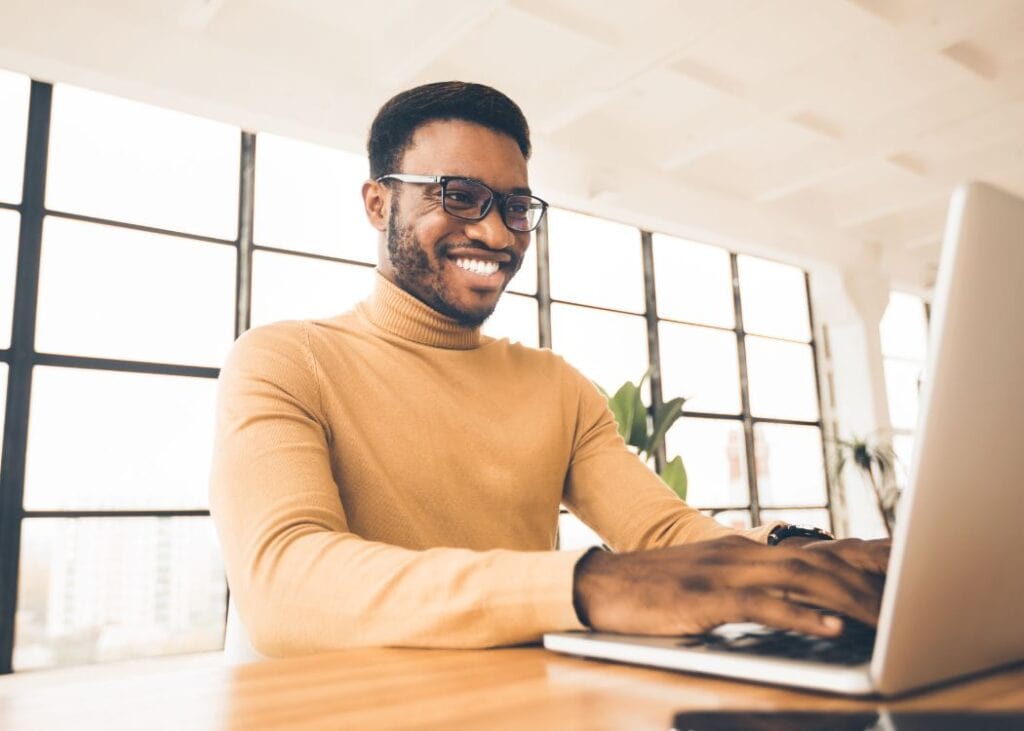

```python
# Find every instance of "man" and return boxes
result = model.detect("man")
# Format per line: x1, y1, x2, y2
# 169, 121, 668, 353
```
209, 81, 888, 656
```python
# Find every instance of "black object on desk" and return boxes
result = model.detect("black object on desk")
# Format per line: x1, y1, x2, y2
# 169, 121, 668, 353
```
671, 711, 1024, 730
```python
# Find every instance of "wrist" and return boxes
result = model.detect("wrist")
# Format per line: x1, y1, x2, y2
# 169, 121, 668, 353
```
572, 546, 609, 627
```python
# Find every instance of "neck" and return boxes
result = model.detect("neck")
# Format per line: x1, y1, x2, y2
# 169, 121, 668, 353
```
360, 271, 483, 350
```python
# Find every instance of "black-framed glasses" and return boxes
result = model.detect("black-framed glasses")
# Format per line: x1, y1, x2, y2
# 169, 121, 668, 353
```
376, 174, 548, 232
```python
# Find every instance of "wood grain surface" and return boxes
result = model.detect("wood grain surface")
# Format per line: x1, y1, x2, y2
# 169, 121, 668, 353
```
0, 647, 1022, 730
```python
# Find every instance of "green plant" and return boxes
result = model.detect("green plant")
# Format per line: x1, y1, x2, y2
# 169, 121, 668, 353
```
598, 370, 688, 500
832, 433, 900, 537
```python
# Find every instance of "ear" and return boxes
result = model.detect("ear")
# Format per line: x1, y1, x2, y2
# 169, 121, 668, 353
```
362, 180, 389, 232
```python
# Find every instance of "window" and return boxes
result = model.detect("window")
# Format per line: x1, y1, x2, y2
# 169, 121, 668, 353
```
0, 69, 30, 205
553, 226, 830, 548
880, 292, 929, 486
2, 76, 554, 673
46, 84, 239, 239
23, 367, 217, 511
34, 218, 236, 368
1, 78, 241, 673
0, 71, 831, 671
254, 133, 375, 263
14, 517, 225, 671
547, 208, 645, 313
250, 251, 375, 327
0, 209, 19, 349
482, 293, 539, 347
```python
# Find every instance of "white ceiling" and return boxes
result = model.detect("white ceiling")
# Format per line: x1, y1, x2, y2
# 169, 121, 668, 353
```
1, 0, 1021, 292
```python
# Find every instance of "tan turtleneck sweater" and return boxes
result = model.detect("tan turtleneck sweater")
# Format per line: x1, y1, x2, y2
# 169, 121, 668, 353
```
209, 272, 779, 656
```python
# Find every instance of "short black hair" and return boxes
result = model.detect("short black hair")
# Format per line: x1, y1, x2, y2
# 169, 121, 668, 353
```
367, 81, 531, 179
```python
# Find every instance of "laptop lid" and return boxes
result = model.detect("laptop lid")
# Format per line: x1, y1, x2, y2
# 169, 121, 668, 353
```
871, 182, 1024, 695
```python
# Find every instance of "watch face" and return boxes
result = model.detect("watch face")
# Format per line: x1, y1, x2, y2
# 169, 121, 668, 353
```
770, 525, 833, 545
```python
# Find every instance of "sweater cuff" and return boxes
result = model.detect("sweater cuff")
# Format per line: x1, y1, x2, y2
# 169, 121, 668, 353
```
535, 548, 590, 632
740, 520, 788, 544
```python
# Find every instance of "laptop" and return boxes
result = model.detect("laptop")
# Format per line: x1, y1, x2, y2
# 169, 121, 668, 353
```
544, 182, 1024, 696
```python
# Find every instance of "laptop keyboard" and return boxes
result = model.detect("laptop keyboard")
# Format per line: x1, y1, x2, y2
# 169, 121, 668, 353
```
675, 617, 876, 666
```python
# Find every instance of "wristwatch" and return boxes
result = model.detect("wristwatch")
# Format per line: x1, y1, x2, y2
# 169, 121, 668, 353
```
766, 524, 835, 546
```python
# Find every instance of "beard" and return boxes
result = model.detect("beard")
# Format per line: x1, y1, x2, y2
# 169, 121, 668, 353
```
386, 201, 522, 328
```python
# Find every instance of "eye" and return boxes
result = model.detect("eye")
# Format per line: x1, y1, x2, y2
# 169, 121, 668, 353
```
444, 190, 474, 206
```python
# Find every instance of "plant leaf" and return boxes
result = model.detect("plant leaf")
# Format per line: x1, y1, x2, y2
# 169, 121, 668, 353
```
660, 455, 688, 501
627, 384, 648, 450
607, 380, 639, 443
647, 397, 686, 456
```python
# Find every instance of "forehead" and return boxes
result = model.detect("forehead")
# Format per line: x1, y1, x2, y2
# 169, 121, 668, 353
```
398, 119, 529, 191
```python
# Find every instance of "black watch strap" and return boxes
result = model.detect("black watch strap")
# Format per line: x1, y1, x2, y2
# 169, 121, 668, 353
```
767, 524, 835, 546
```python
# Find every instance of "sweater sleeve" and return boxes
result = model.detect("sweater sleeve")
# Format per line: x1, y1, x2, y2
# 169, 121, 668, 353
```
209, 323, 586, 657
560, 362, 782, 551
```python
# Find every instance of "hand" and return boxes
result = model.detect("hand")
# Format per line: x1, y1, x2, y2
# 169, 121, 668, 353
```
573, 535, 887, 638
800, 537, 891, 575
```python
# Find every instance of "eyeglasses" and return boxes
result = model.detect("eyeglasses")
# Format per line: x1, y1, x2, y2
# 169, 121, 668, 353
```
376, 174, 548, 233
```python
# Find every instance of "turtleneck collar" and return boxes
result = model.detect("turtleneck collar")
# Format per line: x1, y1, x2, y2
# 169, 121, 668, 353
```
359, 271, 483, 350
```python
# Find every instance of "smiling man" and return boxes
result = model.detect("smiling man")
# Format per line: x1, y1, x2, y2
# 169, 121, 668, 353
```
209, 82, 889, 657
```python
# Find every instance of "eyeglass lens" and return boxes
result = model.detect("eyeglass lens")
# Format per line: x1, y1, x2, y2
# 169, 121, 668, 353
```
443, 178, 543, 232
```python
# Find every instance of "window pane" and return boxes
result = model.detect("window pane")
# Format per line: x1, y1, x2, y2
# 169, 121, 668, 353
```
506, 237, 537, 295
659, 321, 741, 414
760, 508, 832, 532
892, 432, 915, 487
0, 363, 7, 471
14, 517, 226, 671
738, 255, 811, 342
24, 367, 216, 510
754, 423, 827, 507
665, 417, 749, 508
745, 336, 820, 421
482, 293, 538, 347
884, 358, 923, 431
35, 217, 236, 368
558, 511, 603, 551
0, 209, 19, 348
550, 303, 648, 394
880, 292, 927, 361
652, 234, 734, 327
46, 84, 239, 239
251, 251, 374, 327
706, 509, 752, 531
0, 69, 30, 204
547, 208, 645, 313
254, 133, 374, 262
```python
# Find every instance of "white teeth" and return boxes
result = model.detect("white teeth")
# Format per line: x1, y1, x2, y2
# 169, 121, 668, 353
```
453, 257, 500, 276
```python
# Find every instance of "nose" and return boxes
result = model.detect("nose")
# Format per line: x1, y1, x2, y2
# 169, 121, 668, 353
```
463, 202, 516, 251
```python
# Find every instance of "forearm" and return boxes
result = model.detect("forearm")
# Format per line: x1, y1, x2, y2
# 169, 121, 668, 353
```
226, 526, 588, 655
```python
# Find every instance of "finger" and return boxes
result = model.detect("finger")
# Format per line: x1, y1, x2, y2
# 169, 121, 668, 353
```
831, 539, 891, 574
735, 552, 884, 626
731, 588, 845, 638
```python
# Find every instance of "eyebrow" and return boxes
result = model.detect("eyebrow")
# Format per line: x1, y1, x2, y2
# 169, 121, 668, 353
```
443, 173, 532, 196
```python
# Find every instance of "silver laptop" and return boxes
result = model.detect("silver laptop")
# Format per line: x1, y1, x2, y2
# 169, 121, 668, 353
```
544, 182, 1024, 696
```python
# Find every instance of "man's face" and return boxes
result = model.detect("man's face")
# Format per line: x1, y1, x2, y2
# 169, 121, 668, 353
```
377, 120, 532, 327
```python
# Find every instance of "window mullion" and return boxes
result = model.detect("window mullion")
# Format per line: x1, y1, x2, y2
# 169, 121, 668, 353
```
0, 79, 53, 675
730, 253, 761, 526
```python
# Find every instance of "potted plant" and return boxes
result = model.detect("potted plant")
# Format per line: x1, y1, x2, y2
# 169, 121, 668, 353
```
832, 433, 900, 536
598, 371, 688, 500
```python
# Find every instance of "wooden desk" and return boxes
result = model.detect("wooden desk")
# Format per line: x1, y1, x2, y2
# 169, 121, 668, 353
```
1, 647, 1022, 730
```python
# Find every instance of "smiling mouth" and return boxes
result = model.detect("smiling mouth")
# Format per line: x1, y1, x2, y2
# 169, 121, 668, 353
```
451, 256, 501, 277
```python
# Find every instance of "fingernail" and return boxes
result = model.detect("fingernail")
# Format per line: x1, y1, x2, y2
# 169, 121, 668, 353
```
822, 616, 843, 631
